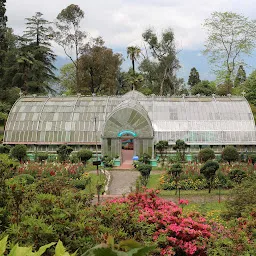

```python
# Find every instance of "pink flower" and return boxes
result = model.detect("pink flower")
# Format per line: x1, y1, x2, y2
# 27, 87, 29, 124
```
179, 199, 189, 205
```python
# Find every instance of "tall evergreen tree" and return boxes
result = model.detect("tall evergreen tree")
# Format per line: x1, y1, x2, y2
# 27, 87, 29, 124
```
234, 65, 246, 87
188, 67, 200, 87
0, 0, 8, 79
18, 12, 57, 94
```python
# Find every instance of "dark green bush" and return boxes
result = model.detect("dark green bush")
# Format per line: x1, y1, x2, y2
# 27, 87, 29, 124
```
249, 154, 256, 165
137, 164, 152, 186
36, 152, 48, 162
77, 149, 93, 163
17, 174, 35, 184
228, 169, 246, 184
57, 145, 73, 162
198, 148, 215, 162
10, 144, 27, 161
222, 146, 239, 165
200, 161, 219, 193
101, 155, 113, 167
0, 145, 11, 154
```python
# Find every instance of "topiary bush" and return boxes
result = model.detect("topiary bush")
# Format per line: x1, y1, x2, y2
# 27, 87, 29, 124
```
136, 164, 152, 186
36, 152, 48, 162
198, 147, 215, 162
0, 144, 11, 154
77, 149, 93, 164
10, 144, 27, 162
200, 161, 219, 193
57, 145, 73, 162
222, 146, 239, 165
228, 169, 246, 184
249, 153, 256, 165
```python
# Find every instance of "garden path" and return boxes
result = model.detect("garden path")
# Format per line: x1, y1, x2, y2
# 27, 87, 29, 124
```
108, 170, 140, 195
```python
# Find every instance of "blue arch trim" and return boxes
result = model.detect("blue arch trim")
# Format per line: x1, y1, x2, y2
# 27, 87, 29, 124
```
118, 130, 137, 137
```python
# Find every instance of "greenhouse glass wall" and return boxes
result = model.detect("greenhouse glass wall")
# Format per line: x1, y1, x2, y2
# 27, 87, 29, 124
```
3, 90, 256, 162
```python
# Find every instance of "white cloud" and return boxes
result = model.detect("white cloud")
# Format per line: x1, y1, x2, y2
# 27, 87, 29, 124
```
5, 0, 256, 55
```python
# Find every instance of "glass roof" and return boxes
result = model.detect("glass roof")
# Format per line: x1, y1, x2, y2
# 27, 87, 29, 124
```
4, 92, 256, 145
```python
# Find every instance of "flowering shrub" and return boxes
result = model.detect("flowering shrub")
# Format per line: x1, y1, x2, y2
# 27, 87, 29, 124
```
17, 162, 85, 179
106, 190, 211, 255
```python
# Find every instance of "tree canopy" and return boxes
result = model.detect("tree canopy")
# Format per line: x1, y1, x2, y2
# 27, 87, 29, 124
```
203, 12, 256, 83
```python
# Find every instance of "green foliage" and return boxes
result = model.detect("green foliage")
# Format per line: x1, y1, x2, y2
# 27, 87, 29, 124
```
54, 4, 86, 89
36, 152, 48, 162
200, 161, 219, 193
141, 28, 181, 95
136, 164, 152, 186
198, 148, 215, 162
228, 169, 246, 184
101, 155, 114, 168
223, 174, 256, 219
10, 145, 27, 162
244, 70, 256, 105
188, 67, 200, 87
0, 145, 11, 154
127, 46, 141, 76
9, 174, 35, 185
222, 146, 239, 165
234, 65, 246, 87
57, 145, 73, 162
191, 80, 216, 96
249, 153, 256, 165
77, 149, 93, 163
203, 12, 256, 83
82, 237, 155, 256
173, 139, 187, 161
78, 38, 122, 95
0, 236, 79, 256
138, 153, 151, 164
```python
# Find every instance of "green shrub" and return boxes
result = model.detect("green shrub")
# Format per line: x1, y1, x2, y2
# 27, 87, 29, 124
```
101, 155, 114, 167
137, 164, 152, 186
0, 154, 19, 170
198, 148, 215, 162
249, 154, 256, 165
36, 152, 48, 162
223, 174, 256, 219
0, 144, 11, 154
139, 153, 151, 164
228, 169, 246, 183
77, 149, 93, 164
69, 152, 79, 163
200, 161, 219, 193
9, 174, 35, 185
72, 178, 91, 190
57, 145, 73, 162
10, 144, 27, 161
222, 146, 239, 165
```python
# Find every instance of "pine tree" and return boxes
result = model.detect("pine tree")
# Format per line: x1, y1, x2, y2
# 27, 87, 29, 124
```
234, 65, 246, 87
19, 12, 57, 94
0, 0, 8, 79
188, 67, 200, 87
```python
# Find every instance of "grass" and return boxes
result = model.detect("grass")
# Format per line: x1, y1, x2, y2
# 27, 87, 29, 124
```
86, 171, 106, 194
183, 201, 227, 223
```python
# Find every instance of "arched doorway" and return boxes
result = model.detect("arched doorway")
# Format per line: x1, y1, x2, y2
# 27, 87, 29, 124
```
102, 99, 154, 164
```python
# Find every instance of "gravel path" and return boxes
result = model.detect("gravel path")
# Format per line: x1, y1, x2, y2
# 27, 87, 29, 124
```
108, 170, 140, 195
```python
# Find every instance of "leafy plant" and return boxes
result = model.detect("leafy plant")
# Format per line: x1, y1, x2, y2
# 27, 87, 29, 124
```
10, 145, 27, 162
200, 161, 219, 193
81, 236, 155, 256
136, 164, 152, 186
36, 152, 48, 162
0, 145, 11, 154
57, 145, 73, 162
77, 149, 93, 164
222, 146, 239, 165
198, 148, 215, 162
168, 163, 182, 194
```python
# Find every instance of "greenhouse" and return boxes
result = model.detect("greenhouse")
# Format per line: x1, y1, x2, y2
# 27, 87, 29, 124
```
3, 90, 256, 162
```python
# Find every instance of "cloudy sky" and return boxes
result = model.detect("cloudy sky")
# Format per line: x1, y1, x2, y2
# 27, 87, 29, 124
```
5, 0, 256, 81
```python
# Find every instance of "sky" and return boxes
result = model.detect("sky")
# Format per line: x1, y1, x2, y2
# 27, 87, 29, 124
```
5, 0, 256, 82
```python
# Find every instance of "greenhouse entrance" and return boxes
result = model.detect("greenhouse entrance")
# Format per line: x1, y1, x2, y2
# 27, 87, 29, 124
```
102, 99, 154, 165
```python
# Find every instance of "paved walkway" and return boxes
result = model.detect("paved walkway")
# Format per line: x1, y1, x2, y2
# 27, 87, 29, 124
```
108, 170, 140, 195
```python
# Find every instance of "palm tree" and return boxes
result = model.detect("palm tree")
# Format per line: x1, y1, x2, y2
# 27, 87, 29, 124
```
127, 46, 141, 75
